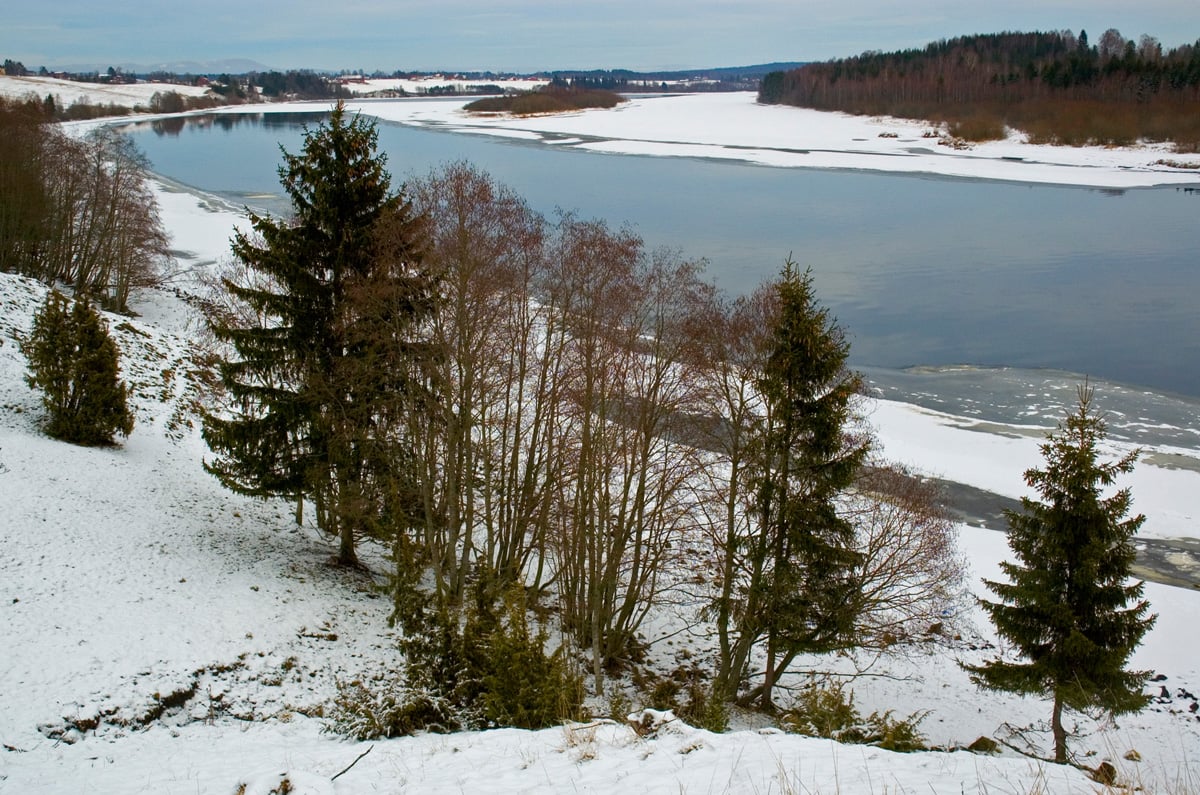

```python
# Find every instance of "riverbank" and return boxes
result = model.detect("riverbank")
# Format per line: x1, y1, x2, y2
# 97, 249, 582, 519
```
150, 178, 1200, 583
204, 91, 1200, 188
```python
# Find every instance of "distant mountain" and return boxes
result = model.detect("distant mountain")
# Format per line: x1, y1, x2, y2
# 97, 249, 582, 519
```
47, 58, 273, 75
548, 62, 807, 81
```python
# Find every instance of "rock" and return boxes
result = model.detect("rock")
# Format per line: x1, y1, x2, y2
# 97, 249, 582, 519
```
1092, 761, 1117, 786
966, 736, 999, 754
626, 708, 677, 737
1124, 749, 1142, 762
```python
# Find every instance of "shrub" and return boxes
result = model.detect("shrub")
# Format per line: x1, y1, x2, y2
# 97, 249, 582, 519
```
946, 115, 1008, 141
479, 589, 584, 729
325, 679, 462, 739
21, 291, 134, 445
779, 679, 928, 752
342, 583, 583, 738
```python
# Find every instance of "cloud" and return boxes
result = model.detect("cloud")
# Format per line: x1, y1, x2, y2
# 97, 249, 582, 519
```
2, 0, 1196, 72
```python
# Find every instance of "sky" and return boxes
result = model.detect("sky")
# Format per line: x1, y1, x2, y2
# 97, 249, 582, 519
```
3, 0, 1198, 74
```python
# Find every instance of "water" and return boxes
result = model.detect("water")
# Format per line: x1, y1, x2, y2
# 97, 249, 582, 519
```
117, 107, 1200, 437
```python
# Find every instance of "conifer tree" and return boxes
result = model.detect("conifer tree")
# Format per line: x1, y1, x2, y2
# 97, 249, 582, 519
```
22, 290, 134, 445
713, 260, 869, 709
965, 384, 1155, 764
202, 102, 439, 566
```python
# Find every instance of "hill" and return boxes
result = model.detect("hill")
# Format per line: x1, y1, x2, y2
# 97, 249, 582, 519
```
0, 179, 1198, 792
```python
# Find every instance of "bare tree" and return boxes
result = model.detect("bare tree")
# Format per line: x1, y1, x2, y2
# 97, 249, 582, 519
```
843, 464, 965, 651
407, 162, 551, 604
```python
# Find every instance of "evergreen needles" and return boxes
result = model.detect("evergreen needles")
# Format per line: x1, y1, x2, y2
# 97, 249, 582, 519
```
965, 383, 1156, 763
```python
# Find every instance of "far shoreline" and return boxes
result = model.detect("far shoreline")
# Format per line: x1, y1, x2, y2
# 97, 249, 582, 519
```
178, 92, 1200, 190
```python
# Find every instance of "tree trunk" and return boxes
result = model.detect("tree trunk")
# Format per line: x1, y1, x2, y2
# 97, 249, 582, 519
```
1051, 690, 1067, 764
338, 522, 358, 568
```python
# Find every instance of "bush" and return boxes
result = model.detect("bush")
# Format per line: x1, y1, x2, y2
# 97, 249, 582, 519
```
341, 583, 583, 738
21, 291, 134, 445
779, 679, 928, 752
326, 679, 462, 739
479, 589, 584, 729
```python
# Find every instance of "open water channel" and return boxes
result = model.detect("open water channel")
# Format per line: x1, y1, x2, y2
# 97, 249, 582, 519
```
116, 104, 1200, 440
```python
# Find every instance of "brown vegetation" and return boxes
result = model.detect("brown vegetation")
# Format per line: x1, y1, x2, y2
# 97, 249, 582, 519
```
761, 30, 1200, 150
0, 97, 168, 310
464, 84, 624, 116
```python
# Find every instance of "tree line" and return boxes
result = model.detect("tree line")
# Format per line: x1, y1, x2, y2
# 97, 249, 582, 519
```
196, 105, 1154, 760
0, 96, 168, 311
760, 30, 1200, 149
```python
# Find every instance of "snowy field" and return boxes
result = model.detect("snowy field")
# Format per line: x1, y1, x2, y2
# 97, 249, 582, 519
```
0, 174, 1198, 793
0, 74, 213, 109
338, 76, 549, 95
202, 91, 1200, 188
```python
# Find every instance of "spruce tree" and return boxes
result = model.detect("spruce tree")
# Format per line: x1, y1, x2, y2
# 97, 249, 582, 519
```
202, 102, 438, 566
22, 290, 134, 445
752, 260, 869, 709
965, 384, 1155, 764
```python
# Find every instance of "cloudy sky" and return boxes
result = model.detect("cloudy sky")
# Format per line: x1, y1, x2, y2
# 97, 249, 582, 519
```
5, 0, 1197, 73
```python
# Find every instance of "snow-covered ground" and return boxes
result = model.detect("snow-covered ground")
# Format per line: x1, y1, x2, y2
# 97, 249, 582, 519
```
0, 74, 213, 109
203, 92, 1200, 188
0, 175, 1198, 793
337, 76, 549, 95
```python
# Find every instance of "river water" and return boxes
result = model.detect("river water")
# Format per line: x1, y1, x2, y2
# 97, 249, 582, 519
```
116, 106, 1200, 441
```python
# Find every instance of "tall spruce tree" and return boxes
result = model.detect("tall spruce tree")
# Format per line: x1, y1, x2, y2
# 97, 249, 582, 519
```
965, 384, 1155, 764
202, 102, 438, 567
22, 290, 134, 446
719, 260, 869, 709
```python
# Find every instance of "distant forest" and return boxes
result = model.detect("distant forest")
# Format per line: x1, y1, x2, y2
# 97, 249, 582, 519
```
759, 31, 1200, 150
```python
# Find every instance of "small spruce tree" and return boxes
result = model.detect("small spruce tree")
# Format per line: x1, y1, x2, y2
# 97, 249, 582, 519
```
22, 290, 134, 445
965, 384, 1155, 764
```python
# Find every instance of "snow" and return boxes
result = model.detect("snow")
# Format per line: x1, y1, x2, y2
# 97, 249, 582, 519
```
869, 398, 1200, 541
337, 76, 549, 95
203, 92, 1200, 189
0, 74, 212, 109
1, 107, 1199, 793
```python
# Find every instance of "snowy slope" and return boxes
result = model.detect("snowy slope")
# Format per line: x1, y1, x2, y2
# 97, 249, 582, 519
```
0, 74, 213, 108
0, 182, 1198, 793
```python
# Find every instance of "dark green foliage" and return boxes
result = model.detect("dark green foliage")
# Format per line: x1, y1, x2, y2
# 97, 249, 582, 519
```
250, 70, 351, 100
464, 85, 624, 115
758, 71, 786, 104
779, 679, 928, 751
0, 97, 50, 276
753, 260, 868, 704
965, 385, 1156, 763
22, 291, 133, 445
391, 585, 584, 732
201, 101, 439, 566
326, 678, 462, 739
479, 589, 584, 729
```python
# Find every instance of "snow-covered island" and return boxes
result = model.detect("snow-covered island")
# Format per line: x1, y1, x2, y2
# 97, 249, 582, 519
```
1, 89, 1199, 793
276, 91, 1200, 189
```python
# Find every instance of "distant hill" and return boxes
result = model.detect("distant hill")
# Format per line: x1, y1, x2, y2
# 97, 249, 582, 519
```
759, 31, 1200, 148
546, 63, 808, 91
45, 58, 273, 76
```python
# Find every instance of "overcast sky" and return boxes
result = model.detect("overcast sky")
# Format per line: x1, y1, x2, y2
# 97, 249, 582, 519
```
5, 1, 1198, 73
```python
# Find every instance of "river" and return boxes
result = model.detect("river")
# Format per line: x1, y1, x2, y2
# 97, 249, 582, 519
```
116, 106, 1200, 437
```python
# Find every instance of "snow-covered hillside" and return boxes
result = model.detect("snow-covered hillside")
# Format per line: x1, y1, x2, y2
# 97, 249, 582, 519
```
0, 74, 213, 109
1, 182, 1198, 793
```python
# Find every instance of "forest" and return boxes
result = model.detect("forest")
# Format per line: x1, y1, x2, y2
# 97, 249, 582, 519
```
0, 96, 168, 310
759, 30, 1200, 149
